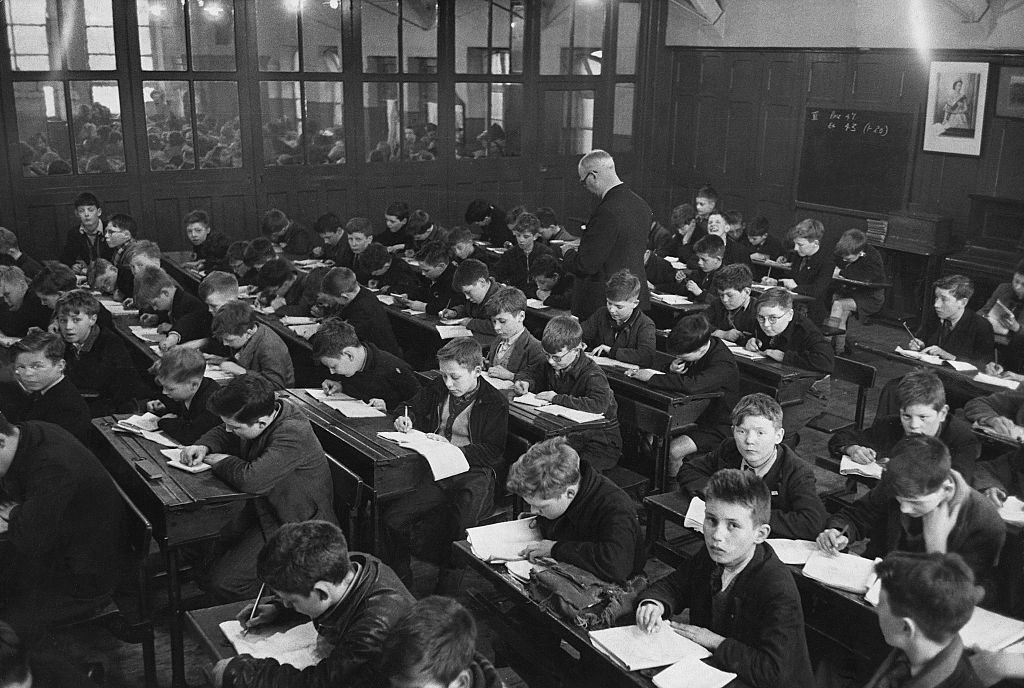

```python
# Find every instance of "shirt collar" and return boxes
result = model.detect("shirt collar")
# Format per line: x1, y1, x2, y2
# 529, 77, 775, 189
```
75, 324, 102, 353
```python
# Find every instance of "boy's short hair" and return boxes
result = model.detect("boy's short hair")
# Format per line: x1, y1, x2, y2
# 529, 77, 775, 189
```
755, 287, 793, 312
888, 436, 951, 498
787, 219, 825, 242
0, 266, 27, 289
670, 203, 696, 229
876, 551, 981, 643
260, 208, 289, 236
693, 234, 725, 259
212, 300, 258, 338
666, 313, 712, 355
0, 228, 19, 252
695, 184, 718, 203
314, 212, 343, 235
464, 199, 494, 224
747, 216, 771, 238
529, 254, 563, 279
73, 192, 102, 208
380, 596, 477, 687
256, 258, 298, 290
385, 201, 410, 221
731, 392, 784, 430
207, 373, 276, 423
452, 259, 490, 288
31, 260, 77, 295
198, 271, 238, 301
415, 240, 450, 267
55, 289, 102, 318
149, 345, 206, 384
345, 217, 373, 237
243, 237, 276, 266
485, 286, 526, 319
358, 243, 390, 272
0, 621, 29, 686
125, 239, 161, 264
87, 258, 116, 286
722, 210, 744, 227
934, 274, 973, 301
535, 207, 558, 228
713, 263, 753, 293
256, 520, 353, 595
319, 267, 359, 297
507, 436, 581, 499
226, 240, 248, 264
541, 314, 583, 354
12, 327, 64, 361
704, 468, 771, 526
447, 226, 476, 247
605, 269, 641, 302
437, 337, 483, 370
407, 209, 433, 235
106, 212, 137, 237
184, 209, 211, 228
134, 266, 177, 305
310, 318, 361, 358
896, 370, 946, 411
833, 229, 868, 259
512, 212, 541, 236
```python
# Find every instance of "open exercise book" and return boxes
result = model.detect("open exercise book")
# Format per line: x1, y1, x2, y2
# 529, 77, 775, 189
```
377, 430, 469, 480
219, 620, 327, 670
998, 496, 1024, 526
587, 354, 663, 377
959, 606, 1024, 651
511, 394, 606, 423
159, 448, 232, 473
114, 415, 180, 448
802, 550, 879, 595
589, 625, 710, 672
652, 658, 736, 688
840, 455, 884, 480
893, 347, 977, 372
302, 389, 386, 418
767, 539, 818, 565
466, 517, 541, 563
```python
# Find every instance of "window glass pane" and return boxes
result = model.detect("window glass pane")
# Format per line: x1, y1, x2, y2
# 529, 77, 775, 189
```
195, 81, 242, 167
540, 0, 605, 75
455, 0, 524, 75
260, 81, 303, 166
7, 0, 57, 71
305, 81, 345, 164
363, 82, 437, 162
256, 0, 297, 71
189, 0, 236, 71
15, 82, 71, 177
364, 82, 398, 161
136, 0, 187, 71
362, 1, 398, 73
302, 3, 343, 73
616, 1, 639, 75
70, 80, 124, 173
455, 82, 521, 159
543, 89, 593, 155
64, 0, 115, 70
402, 82, 438, 160
143, 80, 193, 170
403, 3, 437, 74
612, 83, 634, 153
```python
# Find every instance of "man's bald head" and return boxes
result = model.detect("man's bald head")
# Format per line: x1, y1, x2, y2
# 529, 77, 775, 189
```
579, 149, 615, 175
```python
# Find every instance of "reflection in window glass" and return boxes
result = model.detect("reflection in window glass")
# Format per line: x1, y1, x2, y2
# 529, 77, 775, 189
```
363, 82, 438, 162
616, 1, 640, 75
302, 3, 343, 73
14, 82, 71, 176
612, 83, 634, 153
261, 81, 303, 166
137, 0, 187, 70
455, 83, 521, 159
67, 0, 116, 70
189, 0, 236, 71
70, 81, 124, 173
543, 90, 593, 155
195, 81, 242, 168
305, 82, 345, 164
455, 0, 524, 74
256, 0, 298, 71
143, 80, 194, 170
362, 1, 398, 73
403, 3, 437, 73
540, 0, 606, 75
6, 0, 54, 71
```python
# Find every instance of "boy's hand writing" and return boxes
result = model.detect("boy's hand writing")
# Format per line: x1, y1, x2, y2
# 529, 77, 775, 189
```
180, 445, 209, 466
625, 369, 657, 382
147, 399, 167, 414
846, 445, 877, 464
395, 415, 413, 432
779, 279, 797, 289
235, 601, 281, 630
368, 399, 386, 411
816, 528, 849, 555
984, 487, 1007, 506
321, 379, 344, 395
159, 332, 181, 352
920, 345, 954, 360
744, 339, 762, 352
439, 308, 459, 319
635, 601, 665, 634
907, 338, 925, 351
513, 380, 530, 395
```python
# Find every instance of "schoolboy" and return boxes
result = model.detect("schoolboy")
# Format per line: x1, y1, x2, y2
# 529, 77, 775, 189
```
57, 290, 142, 416
103, 212, 138, 269
60, 192, 109, 271
465, 199, 512, 246
508, 436, 644, 583
261, 208, 319, 257
708, 263, 758, 344
636, 469, 814, 688
395, 240, 464, 316
181, 209, 230, 273
0, 266, 53, 342
829, 228, 887, 354
581, 269, 656, 367
0, 227, 42, 280
343, 217, 375, 279
146, 347, 221, 445
448, 226, 496, 266
493, 212, 554, 292
864, 552, 985, 688
833, 370, 979, 481
536, 207, 578, 244
644, 247, 681, 293
374, 596, 502, 688
30, 260, 77, 311
694, 184, 718, 236
483, 286, 546, 380
379, 200, 411, 251
357, 243, 421, 295
211, 520, 414, 688
243, 237, 277, 275
658, 202, 702, 264
678, 393, 827, 540
765, 218, 831, 323
407, 209, 448, 252
527, 254, 573, 310
314, 267, 402, 356
684, 235, 724, 303
907, 274, 995, 366
626, 314, 740, 478
256, 258, 327, 317
515, 315, 622, 470
0, 329, 91, 444
744, 216, 784, 261
313, 211, 353, 266
198, 270, 240, 314
442, 258, 502, 336
384, 337, 508, 589
225, 241, 255, 286
212, 301, 294, 390
707, 210, 752, 267
310, 319, 420, 411
817, 435, 1004, 591
117, 239, 162, 300
965, 388, 1024, 505
133, 266, 211, 350
179, 374, 336, 599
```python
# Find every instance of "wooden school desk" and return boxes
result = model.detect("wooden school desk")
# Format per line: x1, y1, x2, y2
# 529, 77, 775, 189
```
186, 600, 249, 663
91, 418, 257, 688
852, 341, 1008, 396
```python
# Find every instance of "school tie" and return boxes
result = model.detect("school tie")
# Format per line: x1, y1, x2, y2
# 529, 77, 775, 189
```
938, 319, 953, 346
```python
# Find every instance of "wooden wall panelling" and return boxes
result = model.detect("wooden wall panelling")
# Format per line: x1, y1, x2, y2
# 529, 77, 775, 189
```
991, 121, 1024, 198
142, 183, 258, 250
848, 53, 911, 106
16, 184, 136, 261
805, 53, 848, 105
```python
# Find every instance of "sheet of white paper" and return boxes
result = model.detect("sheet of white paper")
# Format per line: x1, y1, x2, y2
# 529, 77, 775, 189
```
974, 372, 1021, 390
219, 620, 326, 670
311, 393, 385, 418
513, 393, 550, 408
959, 606, 1024, 651
116, 424, 180, 448
129, 326, 162, 341
588, 626, 710, 672
839, 455, 884, 480
505, 559, 548, 581
802, 551, 878, 594
467, 517, 541, 562
159, 448, 229, 472
288, 323, 321, 339
651, 294, 692, 306
588, 354, 639, 371
101, 300, 139, 316
946, 360, 978, 372
685, 496, 705, 533
652, 658, 736, 688
767, 539, 819, 565
894, 346, 943, 366
729, 347, 767, 360
376, 430, 468, 480
376, 294, 396, 306
280, 316, 317, 325
436, 324, 473, 339
123, 412, 161, 432
401, 308, 426, 315
525, 298, 549, 309
481, 374, 515, 390
540, 404, 606, 424
998, 496, 1024, 525
205, 364, 236, 381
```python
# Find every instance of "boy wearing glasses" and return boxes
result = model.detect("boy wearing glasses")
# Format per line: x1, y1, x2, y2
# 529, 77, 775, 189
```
103, 213, 138, 272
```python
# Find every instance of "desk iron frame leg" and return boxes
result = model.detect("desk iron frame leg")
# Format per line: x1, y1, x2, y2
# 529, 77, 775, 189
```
166, 548, 187, 688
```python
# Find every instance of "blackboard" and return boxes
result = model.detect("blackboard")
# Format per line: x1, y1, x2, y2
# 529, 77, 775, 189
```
796, 107, 915, 214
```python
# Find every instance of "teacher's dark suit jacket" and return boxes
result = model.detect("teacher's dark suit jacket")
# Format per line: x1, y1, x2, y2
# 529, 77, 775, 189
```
563, 183, 652, 319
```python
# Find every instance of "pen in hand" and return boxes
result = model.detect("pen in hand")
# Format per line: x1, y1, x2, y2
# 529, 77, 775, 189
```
242, 582, 266, 635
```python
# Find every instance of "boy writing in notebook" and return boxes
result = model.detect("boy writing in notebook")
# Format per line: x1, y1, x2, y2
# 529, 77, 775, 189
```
133, 266, 211, 351
763, 219, 832, 324
394, 240, 464, 316
483, 286, 546, 381
313, 267, 402, 357
528, 254, 573, 310
906, 274, 995, 367
383, 337, 508, 592
313, 212, 353, 267
636, 469, 815, 688
493, 212, 554, 292
257, 259, 327, 318
146, 347, 222, 445
708, 263, 758, 344
441, 258, 502, 336
309, 319, 420, 412
357, 243, 421, 296
212, 301, 294, 390
507, 437, 644, 584
212, 520, 413, 688
515, 315, 622, 471
581, 269, 656, 368
684, 235, 725, 303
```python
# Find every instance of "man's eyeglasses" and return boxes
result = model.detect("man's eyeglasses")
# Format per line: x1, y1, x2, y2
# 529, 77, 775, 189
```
578, 170, 595, 187
547, 348, 578, 364
756, 310, 791, 325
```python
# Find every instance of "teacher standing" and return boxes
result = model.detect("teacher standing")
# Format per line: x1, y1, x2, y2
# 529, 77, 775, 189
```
562, 150, 652, 319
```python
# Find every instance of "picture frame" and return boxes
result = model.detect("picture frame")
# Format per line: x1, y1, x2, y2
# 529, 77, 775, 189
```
996, 65, 1024, 120
923, 61, 989, 156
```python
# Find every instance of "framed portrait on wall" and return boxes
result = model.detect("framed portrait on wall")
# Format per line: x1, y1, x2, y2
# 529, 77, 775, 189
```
923, 61, 989, 156
995, 66, 1024, 120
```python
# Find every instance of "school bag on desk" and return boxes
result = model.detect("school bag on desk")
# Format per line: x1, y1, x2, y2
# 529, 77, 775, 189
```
526, 560, 647, 630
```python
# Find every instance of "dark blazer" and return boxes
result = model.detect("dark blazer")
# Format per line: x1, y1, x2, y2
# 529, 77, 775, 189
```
641, 543, 815, 688
707, 297, 758, 344
0, 378, 92, 445
167, 287, 211, 343
273, 266, 329, 317
753, 312, 834, 374
723, 237, 752, 267
562, 183, 652, 319
156, 377, 222, 445
452, 280, 501, 336
833, 245, 886, 316
493, 243, 554, 292
412, 263, 465, 316
489, 330, 546, 378
64, 325, 143, 415
326, 343, 421, 411
60, 226, 110, 267
193, 230, 230, 272
0, 290, 52, 337
915, 309, 995, 367
581, 307, 657, 367
645, 252, 680, 293
337, 286, 402, 357
323, 237, 354, 267
232, 323, 295, 390
276, 222, 320, 257
744, 234, 785, 260
368, 256, 421, 296
791, 249, 834, 323
0, 252, 43, 280
648, 338, 740, 443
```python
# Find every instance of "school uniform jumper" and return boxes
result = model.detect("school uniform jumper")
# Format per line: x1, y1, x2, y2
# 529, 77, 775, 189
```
790, 249, 834, 323
325, 343, 421, 411
193, 230, 231, 271
0, 377, 92, 445
494, 243, 555, 292
60, 226, 110, 267
707, 297, 758, 344
64, 324, 143, 415
156, 377, 222, 445
336, 286, 402, 357
232, 323, 295, 390
452, 279, 502, 336
581, 307, 657, 367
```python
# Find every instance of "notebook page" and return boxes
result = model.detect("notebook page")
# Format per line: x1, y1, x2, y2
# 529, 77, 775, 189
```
802, 551, 878, 594
767, 539, 818, 565
959, 606, 1024, 651
467, 517, 541, 562
839, 455, 884, 480
588, 625, 710, 672
218, 620, 325, 669
652, 658, 736, 688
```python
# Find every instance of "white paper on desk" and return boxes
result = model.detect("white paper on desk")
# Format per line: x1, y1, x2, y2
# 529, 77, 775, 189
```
960, 606, 1024, 651
376, 294, 396, 306
729, 347, 767, 361
401, 307, 426, 316
945, 359, 978, 372
377, 430, 469, 480
540, 404, 606, 424
505, 559, 548, 581
767, 539, 819, 565
589, 625, 710, 672
436, 324, 473, 339
651, 293, 692, 306
219, 620, 326, 670
513, 393, 550, 408
306, 389, 386, 418
481, 374, 515, 390
998, 496, 1024, 525
129, 325, 162, 340
587, 354, 639, 371
288, 323, 321, 339
159, 448, 230, 472
840, 455, 884, 480
114, 423, 180, 448
525, 298, 549, 309
101, 300, 139, 316
280, 316, 317, 325
653, 658, 736, 688
205, 364, 236, 381
974, 372, 1021, 390
467, 517, 541, 562
666, 259, 686, 270
122, 412, 161, 432
685, 496, 706, 533
802, 551, 879, 594
894, 347, 943, 366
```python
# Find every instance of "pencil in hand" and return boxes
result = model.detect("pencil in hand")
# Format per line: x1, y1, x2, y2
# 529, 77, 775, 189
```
242, 582, 266, 636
